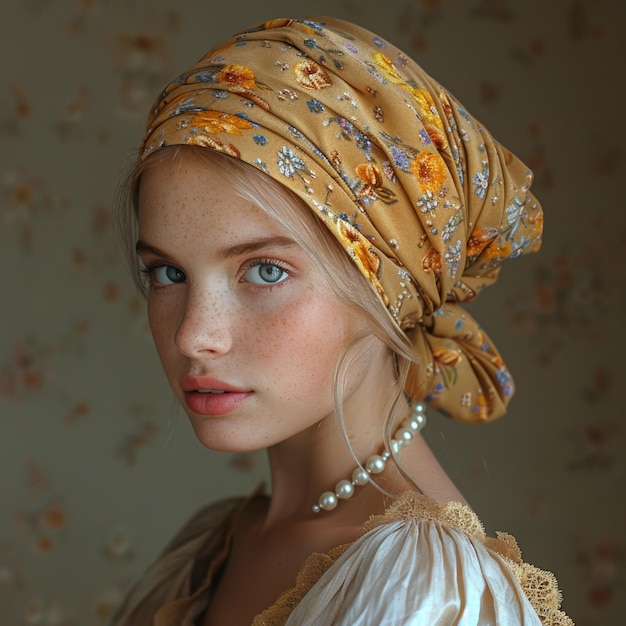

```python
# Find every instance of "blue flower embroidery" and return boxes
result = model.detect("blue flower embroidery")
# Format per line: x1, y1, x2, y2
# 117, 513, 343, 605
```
194, 71, 217, 83
277, 146, 306, 178
307, 99, 325, 113
372, 36, 387, 48
390, 146, 410, 170
418, 128, 432, 144
253, 158, 269, 173
472, 161, 489, 199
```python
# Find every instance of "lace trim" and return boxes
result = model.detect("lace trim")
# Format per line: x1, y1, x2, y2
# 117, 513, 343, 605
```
252, 492, 573, 626
251, 544, 350, 626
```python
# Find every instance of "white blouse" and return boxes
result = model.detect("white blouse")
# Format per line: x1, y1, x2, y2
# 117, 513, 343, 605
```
111, 491, 573, 626
286, 516, 543, 625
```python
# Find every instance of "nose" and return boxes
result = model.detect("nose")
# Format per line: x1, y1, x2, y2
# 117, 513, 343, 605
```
174, 288, 233, 358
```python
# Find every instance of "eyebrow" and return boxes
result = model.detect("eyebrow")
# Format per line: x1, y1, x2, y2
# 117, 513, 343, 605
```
135, 236, 298, 260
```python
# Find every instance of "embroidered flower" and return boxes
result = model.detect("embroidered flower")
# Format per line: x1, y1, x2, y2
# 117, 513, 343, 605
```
294, 59, 332, 89
441, 210, 464, 243
188, 133, 240, 157
253, 158, 269, 173
445, 240, 463, 278
261, 18, 295, 30
382, 161, 397, 183
416, 190, 439, 214
356, 163, 383, 187
191, 110, 253, 135
472, 161, 490, 199
372, 52, 404, 84
277, 146, 306, 178
433, 347, 462, 367
407, 88, 448, 149
215, 64, 256, 89
418, 128, 432, 144
337, 219, 389, 305
353, 163, 395, 203
307, 99, 325, 113
390, 146, 411, 171
372, 35, 387, 49
422, 247, 442, 275
410, 151, 448, 193
433, 347, 462, 386
466, 226, 498, 258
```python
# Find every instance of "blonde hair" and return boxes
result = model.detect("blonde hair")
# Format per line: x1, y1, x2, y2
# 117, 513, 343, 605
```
116, 145, 418, 476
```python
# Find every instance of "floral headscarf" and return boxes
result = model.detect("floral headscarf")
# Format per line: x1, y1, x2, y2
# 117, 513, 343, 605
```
139, 17, 543, 423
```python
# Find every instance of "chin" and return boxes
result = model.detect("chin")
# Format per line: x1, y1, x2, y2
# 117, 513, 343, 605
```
187, 420, 271, 455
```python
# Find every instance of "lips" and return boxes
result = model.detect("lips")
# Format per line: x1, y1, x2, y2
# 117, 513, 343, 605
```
180, 375, 253, 416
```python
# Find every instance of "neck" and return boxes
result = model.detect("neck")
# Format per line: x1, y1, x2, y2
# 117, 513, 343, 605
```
260, 347, 412, 529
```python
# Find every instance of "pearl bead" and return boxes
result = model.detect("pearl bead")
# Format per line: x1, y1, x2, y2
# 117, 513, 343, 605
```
366, 454, 385, 475
335, 479, 355, 500
352, 467, 369, 486
318, 491, 338, 511
403, 417, 420, 431
395, 427, 413, 442
312, 402, 426, 513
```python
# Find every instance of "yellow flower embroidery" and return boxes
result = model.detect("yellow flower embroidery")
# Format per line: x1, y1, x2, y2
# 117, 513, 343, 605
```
410, 89, 442, 129
467, 227, 497, 258
337, 220, 389, 306
356, 163, 383, 187
372, 52, 404, 84
433, 347, 462, 387
215, 64, 256, 90
356, 163, 396, 202
410, 152, 448, 193
191, 110, 253, 136
261, 18, 295, 30
422, 247, 442, 276
433, 347, 462, 367
294, 59, 332, 89
188, 133, 241, 158
407, 88, 448, 149
481, 239, 513, 261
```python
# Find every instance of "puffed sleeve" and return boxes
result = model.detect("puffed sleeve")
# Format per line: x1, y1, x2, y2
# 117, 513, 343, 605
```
285, 518, 542, 625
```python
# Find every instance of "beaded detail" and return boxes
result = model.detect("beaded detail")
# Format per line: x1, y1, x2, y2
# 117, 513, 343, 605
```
312, 402, 427, 513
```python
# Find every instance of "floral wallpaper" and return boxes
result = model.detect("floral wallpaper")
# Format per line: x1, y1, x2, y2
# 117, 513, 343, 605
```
1, 0, 623, 624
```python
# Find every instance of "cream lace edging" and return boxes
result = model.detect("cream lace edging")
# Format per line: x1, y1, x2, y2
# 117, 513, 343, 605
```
252, 492, 573, 626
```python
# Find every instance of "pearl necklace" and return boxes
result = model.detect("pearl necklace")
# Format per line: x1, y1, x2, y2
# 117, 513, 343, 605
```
312, 402, 427, 513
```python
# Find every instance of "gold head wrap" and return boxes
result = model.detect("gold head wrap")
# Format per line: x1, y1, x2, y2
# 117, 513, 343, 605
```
139, 17, 543, 423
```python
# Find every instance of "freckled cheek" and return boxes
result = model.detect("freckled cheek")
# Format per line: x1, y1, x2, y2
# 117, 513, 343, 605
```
248, 302, 345, 391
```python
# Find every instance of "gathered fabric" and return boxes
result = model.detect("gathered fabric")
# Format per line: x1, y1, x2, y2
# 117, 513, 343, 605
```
110, 492, 573, 626
140, 16, 543, 422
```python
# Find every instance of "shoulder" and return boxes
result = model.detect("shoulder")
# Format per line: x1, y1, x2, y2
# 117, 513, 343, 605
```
110, 493, 256, 626
284, 492, 573, 626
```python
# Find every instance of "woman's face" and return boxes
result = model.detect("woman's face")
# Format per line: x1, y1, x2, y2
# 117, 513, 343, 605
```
136, 156, 389, 453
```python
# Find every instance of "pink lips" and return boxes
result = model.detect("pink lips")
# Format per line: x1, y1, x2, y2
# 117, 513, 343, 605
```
180, 375, 253, 416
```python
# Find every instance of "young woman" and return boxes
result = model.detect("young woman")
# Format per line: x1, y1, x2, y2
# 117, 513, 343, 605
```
112, 16, 572, 626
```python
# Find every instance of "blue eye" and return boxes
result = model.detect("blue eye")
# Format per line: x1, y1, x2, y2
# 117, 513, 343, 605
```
244, 263, 289, 285
152, 265, 186, 285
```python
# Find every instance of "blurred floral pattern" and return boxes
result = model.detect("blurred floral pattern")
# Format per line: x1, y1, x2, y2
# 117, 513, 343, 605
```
1, 0, 623, 624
